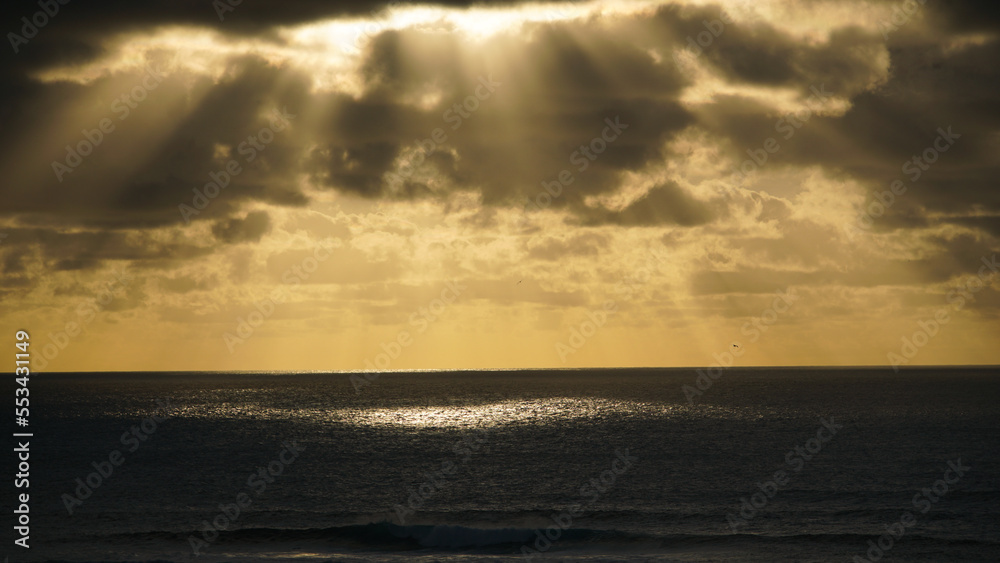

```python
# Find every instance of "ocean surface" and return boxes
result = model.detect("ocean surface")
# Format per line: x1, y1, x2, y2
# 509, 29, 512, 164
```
7, 367, 1000, 562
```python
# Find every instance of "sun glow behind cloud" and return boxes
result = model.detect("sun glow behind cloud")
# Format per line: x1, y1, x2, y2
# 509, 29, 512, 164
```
36, 1, 660, 89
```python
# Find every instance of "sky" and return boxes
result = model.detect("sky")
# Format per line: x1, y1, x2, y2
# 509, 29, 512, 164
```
0, 0, 998, 372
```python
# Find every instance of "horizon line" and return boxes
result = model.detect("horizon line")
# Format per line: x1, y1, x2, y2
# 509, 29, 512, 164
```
17, 364, 1000, 375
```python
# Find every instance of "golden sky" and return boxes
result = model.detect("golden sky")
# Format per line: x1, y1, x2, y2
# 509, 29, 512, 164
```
1, 0, 998, 371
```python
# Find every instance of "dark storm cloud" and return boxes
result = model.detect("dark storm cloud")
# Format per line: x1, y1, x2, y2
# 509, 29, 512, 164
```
649, 4, 886, 95
33, 228, 212, 264
2, 0, 530, 46
307, 141, 401, 197
465, 18, 692, 208
298, 18, 694, 211
924, 0, 1000, 33
692, 16, 1000, 229
212, 210, 272, 244
949, 216, 1000, 238
0, 226, 212, 301
0, 0, 576, 99
0, 0, 998, 238
0, 56, 309, 230
2, 247, 29, 275
581, 182, 717, 227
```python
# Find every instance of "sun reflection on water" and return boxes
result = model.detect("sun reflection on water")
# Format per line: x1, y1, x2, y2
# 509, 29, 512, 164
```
134, 396, 770, 428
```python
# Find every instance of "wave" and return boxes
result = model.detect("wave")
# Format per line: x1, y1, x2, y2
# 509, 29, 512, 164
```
115, 522, 998, 552
123, 521, 628, 550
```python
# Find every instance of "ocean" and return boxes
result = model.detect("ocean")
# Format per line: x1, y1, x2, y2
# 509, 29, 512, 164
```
9, 367, 1000, 562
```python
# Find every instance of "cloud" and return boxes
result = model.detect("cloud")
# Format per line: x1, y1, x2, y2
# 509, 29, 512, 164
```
1, 0, 998, 369
583, 182, 718, 227
212, 210, 272, 244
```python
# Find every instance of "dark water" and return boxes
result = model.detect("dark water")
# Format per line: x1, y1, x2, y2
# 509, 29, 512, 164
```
5, 367, 1000, 562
